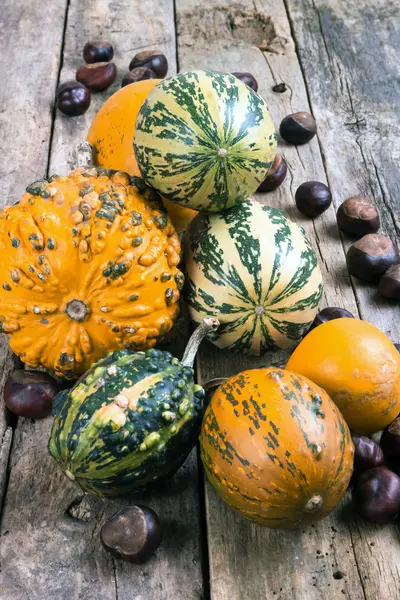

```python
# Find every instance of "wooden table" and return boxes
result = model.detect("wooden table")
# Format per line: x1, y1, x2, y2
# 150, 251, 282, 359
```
0, 0, 399, 598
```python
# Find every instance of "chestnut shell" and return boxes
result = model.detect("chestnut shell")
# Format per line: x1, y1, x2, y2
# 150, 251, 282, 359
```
100, 505, 162, 563
121, 67, 157, 87
231, 72, 258, 92
4, 370, 60, 418
257, 155, 287, 192
308, 307, 354, 331
352, 467, 400, 524
129, 50, 168, 78
378, 264, 400, 300
336, 197, 380, 237
380, 417, 400, 461
280, 112, 316, 145
352, 434, 385, 473
295, 181, 332, 218
76, 62, 117, 92
56, 81, 91, 116
83, 41, 114, 64
346, 234, 399, 282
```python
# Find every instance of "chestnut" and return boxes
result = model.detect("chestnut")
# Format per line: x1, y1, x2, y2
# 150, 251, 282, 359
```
121, 67, 157, 87
100, 505, 162, 563
4, 370, 60, 418
346, 234, 399, 282
279, 112, 316, 145
295, 181, 332, 217
336, 196, 380, 237
380, 417, 400, 461
76, 62, 117, 92
83, 41, 114, 64
352, 434, 384, 473
378, 264, 400, 300
308, 307, 355, 331
231, 72, 258, 92
352, 467, 400, 524
56, 81, 91, 116
257, 155, 287, 192
129, 50, 168, 78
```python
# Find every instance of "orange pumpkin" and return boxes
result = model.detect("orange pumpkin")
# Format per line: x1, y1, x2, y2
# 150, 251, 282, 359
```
287, 318, 400, 435
0, 168, 182, 378
87, 81, 197, 232
200, 367, 354, 528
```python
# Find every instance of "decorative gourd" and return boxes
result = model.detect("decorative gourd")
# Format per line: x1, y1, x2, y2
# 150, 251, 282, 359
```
185, 199, 323, 354
200, 367, 354, 528
87, 80, 197, 232
134, 70, 277, 212
0, 168, 183, 379
49, 318, 219, 497
287, 318, 400, 435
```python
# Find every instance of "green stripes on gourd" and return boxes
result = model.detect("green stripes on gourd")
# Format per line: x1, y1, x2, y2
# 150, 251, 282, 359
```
48, 348, 205, 497
185, 200, 323, 355
134, 70, 277, 212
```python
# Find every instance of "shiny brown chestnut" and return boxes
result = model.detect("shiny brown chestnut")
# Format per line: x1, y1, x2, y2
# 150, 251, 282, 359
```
76, 62, 117, 92
346, 234, 399, 282
129, 50, 168, 78
380, 417, 400, 460
336, 196, 380, 237
83, 41, 114, 64
295, 181, 332, 217
257, 155, 287, 192
4, 370, 60, 419
56, 81, 91, 116
378, 264, 400, 300
280, 112, 316, 145
352, 434, 385, 473
231, 72, 258, 92
100, 506, 162, 563
121, 67, 157, 88
308, 307, 355, 331
352, 467, 400, 524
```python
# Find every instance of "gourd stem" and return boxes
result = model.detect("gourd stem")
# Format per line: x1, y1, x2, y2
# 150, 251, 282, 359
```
305, 495, 323, 513
181, 318, 220, 368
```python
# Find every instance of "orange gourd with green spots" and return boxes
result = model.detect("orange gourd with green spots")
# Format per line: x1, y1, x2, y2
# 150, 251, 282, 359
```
0, 168, 183, 378
200, 367, 354, 528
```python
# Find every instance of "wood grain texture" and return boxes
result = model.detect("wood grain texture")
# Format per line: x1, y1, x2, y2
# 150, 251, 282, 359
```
286, 0, 400, 341
285, 0, 400, 597
0, 0, 67, 205
175, 0, 399, 599
0, 1, 204, 599
0, 0, 66, 554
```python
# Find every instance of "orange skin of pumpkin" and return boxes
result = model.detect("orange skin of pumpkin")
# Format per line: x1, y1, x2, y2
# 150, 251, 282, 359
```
0, 169, 182, 378
200, 367, 354, 528
287, 318, 400, 435
86, 80, 198, 233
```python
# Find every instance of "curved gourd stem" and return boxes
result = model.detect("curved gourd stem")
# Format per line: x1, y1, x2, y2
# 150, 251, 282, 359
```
181, 318, 220, 368
75, 141, 94, 168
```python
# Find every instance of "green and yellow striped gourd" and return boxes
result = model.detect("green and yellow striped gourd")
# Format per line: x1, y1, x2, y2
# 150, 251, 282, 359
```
185, 199, 323, 354
48, 318, 219, 497
134, 70, 277, 212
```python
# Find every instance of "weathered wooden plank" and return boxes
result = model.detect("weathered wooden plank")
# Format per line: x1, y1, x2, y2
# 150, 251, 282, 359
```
284, 0, 400, 597
285, 0, 400, 342
175, 0, 397, 599
0, 0, 67, 544
0, 1, 204, 599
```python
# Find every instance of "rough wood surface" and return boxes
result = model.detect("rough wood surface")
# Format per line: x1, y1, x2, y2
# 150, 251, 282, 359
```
0, 0, 67, 547
175, 0, 400, 599
0, 1, 203, 599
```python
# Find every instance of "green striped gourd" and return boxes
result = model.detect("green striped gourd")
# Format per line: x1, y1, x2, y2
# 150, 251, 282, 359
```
134, 70, 277, 212
185, 199, 323, 355
48, 318, 219, 497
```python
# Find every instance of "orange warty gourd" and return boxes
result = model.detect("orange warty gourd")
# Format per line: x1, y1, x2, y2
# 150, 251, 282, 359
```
200, 367, 354, 528
0, 168, 183, 378
87, 80, 197, 232
287, 318, 400, 435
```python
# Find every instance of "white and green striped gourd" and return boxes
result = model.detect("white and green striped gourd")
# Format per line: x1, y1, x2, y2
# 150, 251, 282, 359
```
134, 70, 277, 212
185, 199, 323, 354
